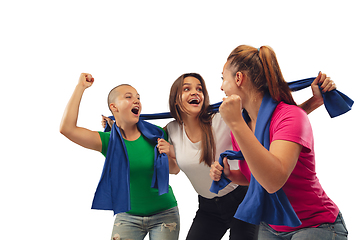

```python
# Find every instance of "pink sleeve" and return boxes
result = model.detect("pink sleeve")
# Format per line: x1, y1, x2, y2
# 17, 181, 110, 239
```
231, 131, 252, 182
270, 103, 313, 151
231, 131, 239, 151
231, 103, 313, 182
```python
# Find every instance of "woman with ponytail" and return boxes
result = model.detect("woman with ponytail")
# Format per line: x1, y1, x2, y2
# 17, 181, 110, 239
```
210, 45, 348, 239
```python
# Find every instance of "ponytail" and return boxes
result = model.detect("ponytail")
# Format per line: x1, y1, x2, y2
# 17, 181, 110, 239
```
227, 45, 296, 105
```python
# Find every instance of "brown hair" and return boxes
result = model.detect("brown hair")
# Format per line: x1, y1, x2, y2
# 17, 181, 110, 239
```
227, 45, 296, 105
169, 73, 216, 167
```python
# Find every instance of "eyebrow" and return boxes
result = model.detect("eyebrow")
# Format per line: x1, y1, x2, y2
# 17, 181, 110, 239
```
183, 83, 202, 86
124, 92, 140, 96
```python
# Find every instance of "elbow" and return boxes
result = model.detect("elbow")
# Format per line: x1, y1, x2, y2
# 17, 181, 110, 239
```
265, 187, 281, 194
263, 180, 286, 194
170, 167, 180, 175
59, 125, 66, 135
260, 166, 292, 194
59, 119, 67, 135
59, 124, 71, 137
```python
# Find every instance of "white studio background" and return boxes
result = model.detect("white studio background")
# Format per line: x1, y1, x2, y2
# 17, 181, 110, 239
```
0, 1, 359, 239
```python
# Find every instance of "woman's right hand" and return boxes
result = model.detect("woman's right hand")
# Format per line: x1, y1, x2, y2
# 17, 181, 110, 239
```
101, 115, 114, 129
210, 157, 230, 181
78, 73, 94, 89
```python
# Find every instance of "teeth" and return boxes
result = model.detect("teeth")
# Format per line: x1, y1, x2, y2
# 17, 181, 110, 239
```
189, 98, 200, 104
132, 106, 140, 114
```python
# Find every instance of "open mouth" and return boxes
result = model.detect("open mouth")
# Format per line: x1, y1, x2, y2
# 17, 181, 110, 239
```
188, 97, 200, 105
131, 106, 140, 115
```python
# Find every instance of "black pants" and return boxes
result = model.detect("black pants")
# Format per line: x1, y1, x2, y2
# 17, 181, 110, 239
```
186, 186, 258, 240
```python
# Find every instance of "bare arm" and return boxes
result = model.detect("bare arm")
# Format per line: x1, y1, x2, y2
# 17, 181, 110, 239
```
218, 95, 302, 194
59, 73, 102, 152
157, 138, 180, 174
298, 72, 336, 114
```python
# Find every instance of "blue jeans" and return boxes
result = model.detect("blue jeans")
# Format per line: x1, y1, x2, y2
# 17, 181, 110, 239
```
258, 212, 348, 240
110, 206, 180, 240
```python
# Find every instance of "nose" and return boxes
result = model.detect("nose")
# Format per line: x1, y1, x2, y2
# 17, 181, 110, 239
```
190, 89, 198, 95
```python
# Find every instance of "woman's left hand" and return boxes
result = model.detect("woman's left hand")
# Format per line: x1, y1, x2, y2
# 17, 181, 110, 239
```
219, 94, 243, 128
311, 72, 336, 100
101, 115, 114, 129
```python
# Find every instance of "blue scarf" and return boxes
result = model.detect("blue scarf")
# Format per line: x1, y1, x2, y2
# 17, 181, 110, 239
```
101, 77, 353, 221
92, 120, 169, 215
210, 93, 301, 227
288, 77, 354, 118
102, 77, 352, 125
209, 78, 354, 227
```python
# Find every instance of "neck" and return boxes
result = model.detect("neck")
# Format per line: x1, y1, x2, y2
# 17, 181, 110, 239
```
243, 91, 264, 127
181, 112, 200, 129
181, 112, 202, 143
115, 117, 141, 141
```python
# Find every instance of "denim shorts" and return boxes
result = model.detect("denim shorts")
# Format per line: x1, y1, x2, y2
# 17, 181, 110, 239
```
258, 212, 348, 240
110, 206, 180, 240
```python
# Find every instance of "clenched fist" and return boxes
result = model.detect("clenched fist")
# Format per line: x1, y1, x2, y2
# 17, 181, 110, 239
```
219, 94, 243, 128
78, 73, 94, 89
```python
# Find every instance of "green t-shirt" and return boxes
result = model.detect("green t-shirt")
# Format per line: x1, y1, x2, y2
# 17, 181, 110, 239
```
97, 129, 177, 216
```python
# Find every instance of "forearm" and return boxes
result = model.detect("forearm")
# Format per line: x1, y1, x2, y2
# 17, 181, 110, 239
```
59, 74, 102, 151
168, 145, 180, 174
298, 96, 323, 114
227, 169, 249, 186
60, 84, 86, 135
168, 157, 180, 174
230, 120, 291, 193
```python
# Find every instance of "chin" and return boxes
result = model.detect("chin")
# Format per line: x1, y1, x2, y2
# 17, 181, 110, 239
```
128, 115, 139, 123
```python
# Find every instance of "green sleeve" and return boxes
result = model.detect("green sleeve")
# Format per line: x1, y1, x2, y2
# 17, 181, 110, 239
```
97, 131, 111, 157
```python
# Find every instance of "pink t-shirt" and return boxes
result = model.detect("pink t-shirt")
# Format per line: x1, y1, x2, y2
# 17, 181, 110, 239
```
232, 102, 339, 232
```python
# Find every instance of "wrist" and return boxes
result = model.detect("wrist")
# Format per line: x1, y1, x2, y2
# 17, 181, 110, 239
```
227, 117, 247, 135
226, 170, 238, 183
309, 96, 324, 111
75, 83, 87, 92
226, 169, 233, 180
313, 95, 324, 106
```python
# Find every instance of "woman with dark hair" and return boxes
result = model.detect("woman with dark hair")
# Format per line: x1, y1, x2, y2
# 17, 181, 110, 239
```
166, 73, 257, 239
210, 45, 348, 239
